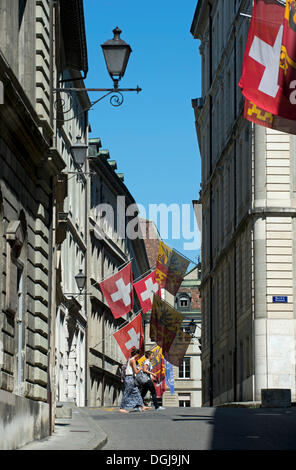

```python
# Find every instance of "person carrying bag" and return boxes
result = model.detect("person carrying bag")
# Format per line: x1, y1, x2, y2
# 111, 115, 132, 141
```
120, 348, 151, 413
140, 350, 165, 411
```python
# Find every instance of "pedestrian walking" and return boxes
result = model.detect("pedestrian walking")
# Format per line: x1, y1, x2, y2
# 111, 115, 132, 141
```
141, 350, 165, 411
120, 348, 151, 413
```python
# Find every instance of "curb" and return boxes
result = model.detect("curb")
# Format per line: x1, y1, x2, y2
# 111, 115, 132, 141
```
216, 402, 261, 408
19, 407, 108, 450
77, 408, 108, 450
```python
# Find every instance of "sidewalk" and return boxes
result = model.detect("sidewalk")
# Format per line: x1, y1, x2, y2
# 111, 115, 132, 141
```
19, 407, 107, 451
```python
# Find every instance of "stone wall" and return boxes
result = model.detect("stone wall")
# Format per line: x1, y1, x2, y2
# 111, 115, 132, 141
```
0, 136, 50, 403
0, 389, 49, 450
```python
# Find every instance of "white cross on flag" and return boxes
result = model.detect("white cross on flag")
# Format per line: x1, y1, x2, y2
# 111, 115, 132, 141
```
99, 262, 134, 319
239, 0, 296, 121
133, 270, 161, 314
113, 313, 144, 361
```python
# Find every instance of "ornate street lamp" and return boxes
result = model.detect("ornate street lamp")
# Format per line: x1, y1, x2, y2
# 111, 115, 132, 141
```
101, 27, 132, 88
75, 269, 87, 293
187, 319, 197, 336
71, 136, 88, 168
63, 269, 89, 297
53, 27, 141, 118
186, 319, 202, 349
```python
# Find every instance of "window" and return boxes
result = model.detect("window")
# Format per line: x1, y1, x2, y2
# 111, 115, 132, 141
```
180, 298, 188, 308
179, 357, 191, 379
179, 394, 191, 407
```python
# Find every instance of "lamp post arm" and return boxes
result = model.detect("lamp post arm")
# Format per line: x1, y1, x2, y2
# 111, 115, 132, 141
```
53, 86, 142, 120
54, 87, 142, 93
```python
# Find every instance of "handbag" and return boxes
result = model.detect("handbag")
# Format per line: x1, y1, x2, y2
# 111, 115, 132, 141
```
135, 370, 150, 386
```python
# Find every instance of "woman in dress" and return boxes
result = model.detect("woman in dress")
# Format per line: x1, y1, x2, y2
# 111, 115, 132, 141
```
141, 350, 165, 411
120, 348, 151, 413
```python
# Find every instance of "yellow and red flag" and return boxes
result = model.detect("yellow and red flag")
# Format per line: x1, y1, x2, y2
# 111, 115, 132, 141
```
164, 329, 192, 368
138, 345, 166, 397
155, 242, 189, 296
150, 295, 184, 353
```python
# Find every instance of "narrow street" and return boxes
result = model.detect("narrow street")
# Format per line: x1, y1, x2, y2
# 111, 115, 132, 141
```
3, 0, 296, 452
85, 406, 296, 451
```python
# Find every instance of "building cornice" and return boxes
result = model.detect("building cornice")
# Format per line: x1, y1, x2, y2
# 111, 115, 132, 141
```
190, 0, 212, 39
89, 220, 128, 264
60, 0, 88, 75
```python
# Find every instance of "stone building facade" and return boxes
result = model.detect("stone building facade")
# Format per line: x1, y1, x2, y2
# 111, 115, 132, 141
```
0, 0, 90, 448
0, 0, 154, 449
191, 0, 296, 405
54, 63, 90, 409
0, 0, 61, 449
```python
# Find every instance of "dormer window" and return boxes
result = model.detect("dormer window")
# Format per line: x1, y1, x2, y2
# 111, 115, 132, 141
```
175, 293, 191, 310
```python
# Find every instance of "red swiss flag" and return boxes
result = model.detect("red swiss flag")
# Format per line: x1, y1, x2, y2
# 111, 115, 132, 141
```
99, 262, 133, 319
113, 313, 144, 361
133, 270, 161, 314
239, 0, 296, 120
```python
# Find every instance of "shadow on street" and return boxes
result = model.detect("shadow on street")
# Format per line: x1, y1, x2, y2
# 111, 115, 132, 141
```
210, 407, 296, 450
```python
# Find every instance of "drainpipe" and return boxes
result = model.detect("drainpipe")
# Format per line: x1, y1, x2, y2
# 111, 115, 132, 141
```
84, 111, 89, 407
208, 1, 214, 408
101, 245, 105, 407
49, 0, 55, 130
233, 21, 238, 403
17, 271, 23, 396
47, 0, 56, 435
47, 175, 54, 436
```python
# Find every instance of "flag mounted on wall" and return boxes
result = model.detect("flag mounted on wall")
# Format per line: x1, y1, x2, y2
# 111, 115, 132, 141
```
244, 98, 296, 133
138, 345, 166, 398
279, 0, 296, 99
239, 0, 296, 126
164, 358, 175, 395
155, 241, 190, 296
150, 294, 184, 353
133, 270, 161, 314
113, 313, 144, 361
99, 262, 133, 319
164, 329, 192, 367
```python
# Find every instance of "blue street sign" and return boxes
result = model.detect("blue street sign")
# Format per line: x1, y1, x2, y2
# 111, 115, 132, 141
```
273, 296, 288, 303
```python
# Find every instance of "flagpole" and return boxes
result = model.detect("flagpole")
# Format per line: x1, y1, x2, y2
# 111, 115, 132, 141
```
133, 265, 156, 284
171, 246, 200, 266
161, 240, 200, 267
92, 257, 134, 288
91, 320, 129, 349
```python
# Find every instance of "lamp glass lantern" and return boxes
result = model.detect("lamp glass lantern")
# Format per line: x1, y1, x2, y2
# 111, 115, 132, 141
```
101, 27, 132, 83
187, 319, 197, 336
75, 269, 86, 293
71, 137, 88, 167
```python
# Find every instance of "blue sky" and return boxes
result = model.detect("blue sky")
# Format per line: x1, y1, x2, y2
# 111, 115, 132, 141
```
84, 0, 201, 267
